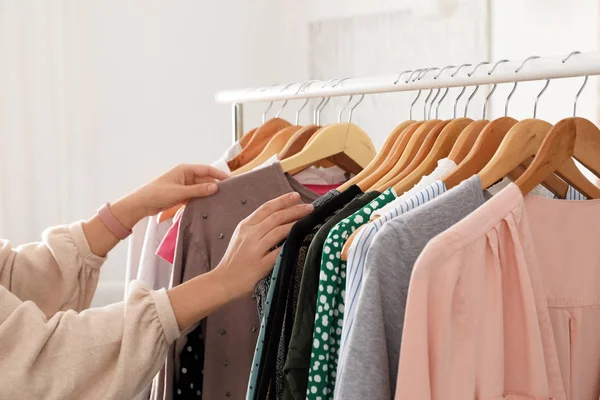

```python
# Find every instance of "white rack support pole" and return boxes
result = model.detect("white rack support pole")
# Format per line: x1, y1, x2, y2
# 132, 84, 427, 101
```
232, 103, 244, 143
215, 52, 600, 105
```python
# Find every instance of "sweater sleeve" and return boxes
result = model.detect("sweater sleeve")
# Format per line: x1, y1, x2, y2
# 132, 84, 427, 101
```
0, 222, 106, 317
0, 280, 180, 400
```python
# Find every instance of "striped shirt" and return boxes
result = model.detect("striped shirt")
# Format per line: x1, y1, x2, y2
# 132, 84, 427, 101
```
336, 180, 448, 383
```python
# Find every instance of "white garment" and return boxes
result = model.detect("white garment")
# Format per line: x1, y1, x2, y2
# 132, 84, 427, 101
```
137, 218, 174, 290
294, 165, 349, 185
125, 217, 149, 296
374, 158, 457, 217
211, 141, 243, 174
255, 155, 349, 185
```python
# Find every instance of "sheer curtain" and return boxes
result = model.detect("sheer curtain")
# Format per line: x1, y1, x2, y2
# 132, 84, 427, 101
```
0, 1, 84, 244
0, 1, 165, 305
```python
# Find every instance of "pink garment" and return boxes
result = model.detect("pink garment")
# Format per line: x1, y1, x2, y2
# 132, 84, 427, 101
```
396, 183, 600, 400
303, 183, 341, 196
156, 213, 182, 264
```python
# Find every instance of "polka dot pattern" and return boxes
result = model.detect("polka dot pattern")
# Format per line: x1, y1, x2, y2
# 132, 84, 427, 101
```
246, 251, 284, 398
176, 329, 205, 398
307, 189, 396, 399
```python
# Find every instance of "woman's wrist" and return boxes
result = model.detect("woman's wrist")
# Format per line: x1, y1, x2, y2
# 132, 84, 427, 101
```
108, 194, 148, 231
168, 269, 239, 331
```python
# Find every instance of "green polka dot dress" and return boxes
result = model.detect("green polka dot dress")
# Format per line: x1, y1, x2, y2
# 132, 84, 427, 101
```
306, 189, 396, 399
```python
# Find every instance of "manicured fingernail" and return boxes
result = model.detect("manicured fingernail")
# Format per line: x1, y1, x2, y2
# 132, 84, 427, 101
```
290, 192, 300, 200
305, 204, 314, 212
208, 184, 218, 193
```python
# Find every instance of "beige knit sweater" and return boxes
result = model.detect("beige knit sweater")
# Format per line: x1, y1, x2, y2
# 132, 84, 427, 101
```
0, 222, 180, 399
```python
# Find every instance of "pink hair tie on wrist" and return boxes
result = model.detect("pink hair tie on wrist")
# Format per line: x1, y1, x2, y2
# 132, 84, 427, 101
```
97, 203, 132, 240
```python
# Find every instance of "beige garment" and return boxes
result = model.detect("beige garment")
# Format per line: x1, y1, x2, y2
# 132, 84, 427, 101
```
0, 222, 180, 400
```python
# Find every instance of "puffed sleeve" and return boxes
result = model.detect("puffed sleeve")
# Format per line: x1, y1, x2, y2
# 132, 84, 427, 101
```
0, 280, 180, 399
0, 222, 106, 317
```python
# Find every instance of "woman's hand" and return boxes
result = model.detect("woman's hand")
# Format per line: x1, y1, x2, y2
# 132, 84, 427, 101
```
168, 192, 314, 330
213, 191, 314, 296
83, 164, 228, 257
124, 164, 229, 221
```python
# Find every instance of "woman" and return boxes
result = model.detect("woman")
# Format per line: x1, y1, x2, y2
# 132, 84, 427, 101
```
0, 164, 313, 399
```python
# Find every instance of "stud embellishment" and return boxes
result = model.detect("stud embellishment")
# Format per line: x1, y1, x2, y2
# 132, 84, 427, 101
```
202, 214, 208, 219
218, 233, 225, 239
241, 199, 247, 205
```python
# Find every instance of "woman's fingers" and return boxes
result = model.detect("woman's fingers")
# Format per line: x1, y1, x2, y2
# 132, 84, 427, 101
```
184, 183, 219, 198
182, 164, 229, 183
259, 221, 296, 254
245, 192, 301, 225
261, 248, 283, 273
256, 203, 313, 238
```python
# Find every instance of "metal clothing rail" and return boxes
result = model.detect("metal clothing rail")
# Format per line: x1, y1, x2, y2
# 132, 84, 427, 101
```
215, 52, 600, 141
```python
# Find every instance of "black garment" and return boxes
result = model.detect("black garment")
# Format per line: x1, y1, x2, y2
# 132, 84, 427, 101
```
254, 190, 339, 320
255, 186, 363, 400
281, 192, 380, 400
175, 330, 205, 399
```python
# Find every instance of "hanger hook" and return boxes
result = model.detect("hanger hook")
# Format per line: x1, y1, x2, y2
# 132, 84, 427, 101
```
406, 69, 423, 120
313, 78, 339, 125
347, 94, 365, 123
429, 65, 455, 119
259, 83, 282, 123
295, 81, 318, 125
504, 55, 540, 117
428, 89, 441, 120
450, 64, 472, 118
275, 83, 299, 118
394, 70, 413, 85
562, 51, 588, 117
418, 68, 440, 120
533, 79, 550, 119
481, 59, 509, 119
338, 95, 354, 123
462, 61, 491, 117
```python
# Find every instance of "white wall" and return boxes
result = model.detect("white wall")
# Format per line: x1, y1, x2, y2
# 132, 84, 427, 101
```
489, 0, 599, 123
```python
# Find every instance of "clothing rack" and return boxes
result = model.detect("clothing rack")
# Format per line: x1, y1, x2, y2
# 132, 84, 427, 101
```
215, 51, 600, 143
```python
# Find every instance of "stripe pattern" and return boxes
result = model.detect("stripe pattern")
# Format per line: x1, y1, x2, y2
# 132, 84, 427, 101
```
337, 181, 448, 382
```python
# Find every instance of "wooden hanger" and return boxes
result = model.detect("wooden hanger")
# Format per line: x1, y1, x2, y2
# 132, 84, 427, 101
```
350, 120, 416, 191
478, 118, 598, 197
336, 120, 414, 192
279, 122, 376, 174
369, 120, 431, 190
278, 125, 320, 160
447, 119, 488, 164
507, 156, 568, 198
516, 117, 600, 198
389, 118, 471, 195
239, 127, 257, 148
443, 117, 517, 189
232, 125, 302, 175
227, 117, 291, 171
342, 118, 473, 261
569, 117, 600, 178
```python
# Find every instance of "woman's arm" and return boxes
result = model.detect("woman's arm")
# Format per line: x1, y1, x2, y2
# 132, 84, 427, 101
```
0, 193, 312, 400
0, 164, 227, 317
83, 164, 228, 257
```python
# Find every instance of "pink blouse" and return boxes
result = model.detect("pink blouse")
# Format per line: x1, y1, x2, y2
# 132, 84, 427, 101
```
396, 183, 600, 400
